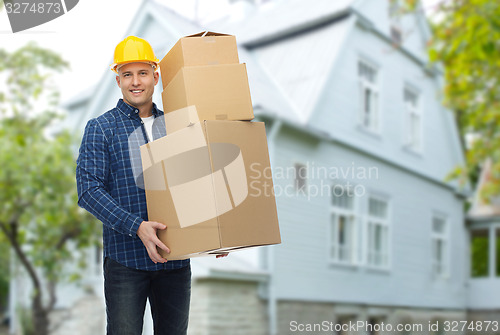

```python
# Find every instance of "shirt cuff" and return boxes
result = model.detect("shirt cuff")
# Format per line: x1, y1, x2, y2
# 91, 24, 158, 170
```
127, 216, 144, 238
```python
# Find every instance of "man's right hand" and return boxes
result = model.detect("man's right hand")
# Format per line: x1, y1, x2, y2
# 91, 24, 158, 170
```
137, 221, 170, 264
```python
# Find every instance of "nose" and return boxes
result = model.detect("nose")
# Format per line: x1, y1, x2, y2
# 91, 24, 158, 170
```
132, 74, 140, 86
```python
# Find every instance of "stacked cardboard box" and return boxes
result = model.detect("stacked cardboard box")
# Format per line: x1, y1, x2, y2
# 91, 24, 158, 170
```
140, 32, 281, 260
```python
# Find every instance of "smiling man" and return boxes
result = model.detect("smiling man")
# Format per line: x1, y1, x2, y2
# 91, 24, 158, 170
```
76, 36, 191, 335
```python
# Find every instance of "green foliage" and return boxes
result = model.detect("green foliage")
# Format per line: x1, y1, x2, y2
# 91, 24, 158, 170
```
470, 232, 489, 277
0, 244, 8, 312
427, 0, 500, 195
0, 43, 100, 332
0, 113, 99, 281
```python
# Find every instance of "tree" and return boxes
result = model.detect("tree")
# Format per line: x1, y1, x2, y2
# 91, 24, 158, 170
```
0, 43, 100, 335
426, 0, 500, 196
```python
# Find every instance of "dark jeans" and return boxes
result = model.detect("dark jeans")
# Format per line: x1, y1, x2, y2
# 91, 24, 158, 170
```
104, 257, 191, 335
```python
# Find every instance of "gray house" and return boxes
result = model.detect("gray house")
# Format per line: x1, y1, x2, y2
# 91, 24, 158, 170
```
11, 0, 494, 334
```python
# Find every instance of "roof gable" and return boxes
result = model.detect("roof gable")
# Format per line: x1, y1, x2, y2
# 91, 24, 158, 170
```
249, 16, 354, 122
208, 0, 354, 46
354, 0, 432, 62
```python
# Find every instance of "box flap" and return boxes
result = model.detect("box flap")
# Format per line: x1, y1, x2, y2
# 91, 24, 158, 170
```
164, 105, 200, 134
141, 122, 207, 169
185, 31, 233, 38
159, 31, 239, 89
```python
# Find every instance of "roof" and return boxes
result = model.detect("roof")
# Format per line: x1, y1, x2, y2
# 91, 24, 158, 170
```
238, 46, 301, 123
242, 16, 353, 122
207, 0, 354, 46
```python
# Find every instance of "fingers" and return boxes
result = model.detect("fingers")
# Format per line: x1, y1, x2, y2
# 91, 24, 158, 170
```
147, 246, 166, 264
137, 221, 169, 264
145, 239, 169, 264
153, 235, 170, 254
151, 221, 167, 230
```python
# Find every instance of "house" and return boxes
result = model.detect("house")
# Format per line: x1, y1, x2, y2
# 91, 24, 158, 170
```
466, 159, 500, 325
9, 0, 480, 334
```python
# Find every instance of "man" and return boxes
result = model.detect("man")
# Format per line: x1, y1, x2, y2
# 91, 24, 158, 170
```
76, 36, 224, 335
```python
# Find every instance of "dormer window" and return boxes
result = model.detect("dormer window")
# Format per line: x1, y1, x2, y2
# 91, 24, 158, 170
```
389, 0, 403, 45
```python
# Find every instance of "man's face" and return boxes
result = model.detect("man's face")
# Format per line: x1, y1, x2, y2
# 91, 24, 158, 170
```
116, 62, 159, 110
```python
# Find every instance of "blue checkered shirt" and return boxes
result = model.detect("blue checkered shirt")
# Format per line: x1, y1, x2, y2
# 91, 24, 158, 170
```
76, 99, 189, 271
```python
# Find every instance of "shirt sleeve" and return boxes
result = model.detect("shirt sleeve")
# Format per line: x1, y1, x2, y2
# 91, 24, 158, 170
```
76, 119, 143, 237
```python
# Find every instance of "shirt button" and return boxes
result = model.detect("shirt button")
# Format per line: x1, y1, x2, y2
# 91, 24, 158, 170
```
129, 234, 132, 237
135, 109, 139, 114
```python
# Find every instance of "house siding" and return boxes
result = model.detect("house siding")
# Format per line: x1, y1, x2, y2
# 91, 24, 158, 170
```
309, 21, 461, 185
270, 126, 466, 309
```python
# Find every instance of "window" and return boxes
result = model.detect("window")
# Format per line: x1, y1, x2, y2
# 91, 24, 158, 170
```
367, 317, 387, 335
358, 60, 379, 132
330, 185, 358, 264
470, 229, 489, 277
390, 26, 403, 45
367, 196, 389, 268
404, 88, 421, 150
336, 315, 358, 335
294, 163, 307, 193
431, 215, 448, 277
389, 0, 403, 45
496, 229, 500, 276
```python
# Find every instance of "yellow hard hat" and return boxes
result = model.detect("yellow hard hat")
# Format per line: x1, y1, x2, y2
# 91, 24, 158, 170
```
111, 36, 159, 73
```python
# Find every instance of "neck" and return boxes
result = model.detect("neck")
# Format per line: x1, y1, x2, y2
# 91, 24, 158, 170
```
123, 99, 154, 118
139, 108, 153, 118
138, 101, 154, 118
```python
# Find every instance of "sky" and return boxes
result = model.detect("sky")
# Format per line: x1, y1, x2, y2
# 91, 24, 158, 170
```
0, 0, 442, 105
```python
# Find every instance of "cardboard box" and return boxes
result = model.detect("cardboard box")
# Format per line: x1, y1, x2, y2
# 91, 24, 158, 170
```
161, 63, 254, 121
164, 105, 198, 134
140, 119, 280, 260
159, 32, 239, 89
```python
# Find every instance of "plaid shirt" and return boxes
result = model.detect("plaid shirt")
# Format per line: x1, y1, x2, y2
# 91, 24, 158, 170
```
76, 99, 189, 271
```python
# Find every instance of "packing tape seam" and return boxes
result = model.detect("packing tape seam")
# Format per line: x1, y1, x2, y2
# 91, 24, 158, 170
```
221, 168, 236, 209
161, 160, 169, 194
204, 137, 224, 248
147, 143, 154, 166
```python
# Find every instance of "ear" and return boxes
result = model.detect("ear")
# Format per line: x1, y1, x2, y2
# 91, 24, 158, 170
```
115, 75, 121, 88
153, 71, 159, 86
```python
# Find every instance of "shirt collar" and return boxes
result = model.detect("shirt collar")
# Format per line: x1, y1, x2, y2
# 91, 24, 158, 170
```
116, 99, 162, 118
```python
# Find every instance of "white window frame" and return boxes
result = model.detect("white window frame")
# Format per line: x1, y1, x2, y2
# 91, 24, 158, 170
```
404, 86, 422, 151
329, 184, 359, 265
293, 162, 307, 194
431, 213, 449, 278
366, 195, 391, 269
358, 59, 380, 133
